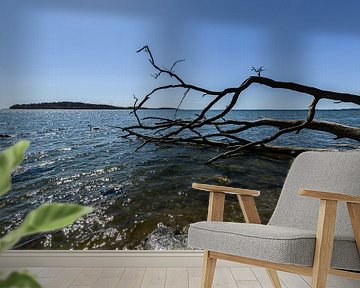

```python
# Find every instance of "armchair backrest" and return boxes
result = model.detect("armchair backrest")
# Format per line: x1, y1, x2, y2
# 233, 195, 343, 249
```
269, 151, 360, 238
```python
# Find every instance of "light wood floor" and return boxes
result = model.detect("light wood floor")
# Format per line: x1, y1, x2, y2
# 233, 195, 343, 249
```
1, 251, 359, 288
3, 266, 360, 288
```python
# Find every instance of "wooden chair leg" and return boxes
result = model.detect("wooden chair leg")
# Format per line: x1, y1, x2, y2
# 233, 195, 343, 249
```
347, 202, 360, 254
266, 269, 282, 288
201, 250, 217, 288
312, 200, 337, 288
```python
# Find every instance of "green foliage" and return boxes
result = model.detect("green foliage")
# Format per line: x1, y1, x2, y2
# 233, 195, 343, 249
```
21, 203, 93, 235
0, 203, 93, 251
0, 141, 29, 196
0, 272, 41, 288
0, 141, 93, 287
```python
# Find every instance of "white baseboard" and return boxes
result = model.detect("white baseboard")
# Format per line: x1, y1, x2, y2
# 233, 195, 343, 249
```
0, 250, 247, 268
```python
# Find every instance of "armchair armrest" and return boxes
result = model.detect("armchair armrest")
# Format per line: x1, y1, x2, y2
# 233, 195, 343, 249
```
192, 183, 261, 223
299, 189, 360, 204
300, 188, 360, 281
192, 183, 260, 197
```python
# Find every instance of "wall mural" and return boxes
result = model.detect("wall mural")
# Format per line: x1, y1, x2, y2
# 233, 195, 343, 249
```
0, 1, 359, 251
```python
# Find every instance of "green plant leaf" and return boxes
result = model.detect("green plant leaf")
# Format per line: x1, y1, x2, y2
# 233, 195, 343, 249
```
0, 228, 24, 252
20, 203, 93, 235
0, 271, 41, 288
0, 140, 30, 196
0, 203, 93, 251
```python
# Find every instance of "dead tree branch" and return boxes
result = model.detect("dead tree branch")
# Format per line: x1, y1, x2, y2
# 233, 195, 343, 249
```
123, 46, 360, 163
251, 66, 265, 77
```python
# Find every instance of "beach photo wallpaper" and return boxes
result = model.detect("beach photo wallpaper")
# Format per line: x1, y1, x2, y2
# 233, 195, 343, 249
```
0, 0, 359, 250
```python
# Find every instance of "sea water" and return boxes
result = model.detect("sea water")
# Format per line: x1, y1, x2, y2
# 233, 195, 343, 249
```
0, 109, 358, 249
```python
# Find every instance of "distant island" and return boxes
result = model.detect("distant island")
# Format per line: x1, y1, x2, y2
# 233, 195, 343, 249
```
9, 102, 176, 110
10, 102, 132, 110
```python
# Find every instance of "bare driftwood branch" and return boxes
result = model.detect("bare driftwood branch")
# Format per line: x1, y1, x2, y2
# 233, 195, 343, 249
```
123, 46, 360, 163
251, 66, 265, 77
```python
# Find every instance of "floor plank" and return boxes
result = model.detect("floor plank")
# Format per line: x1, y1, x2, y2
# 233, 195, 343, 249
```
278, 271, 310, 288
38, 267, 63, 278
236, 280, 262, 288
327, 275, 360, 288
188, 268, 201, 288
36, 277, 54, 287
26, 267, 44, 275
71, 267, 102, 286
301, 275, 335, 288
46, 267, 83, 288
251, 267, 288, 288
141, 267, 166, 288
100, 267, 125, 278
230, 267, 257, 281
93, 276, 121, 288
213, 267, 237, 288
165, 268, 188, 288
116, 267, 146, 288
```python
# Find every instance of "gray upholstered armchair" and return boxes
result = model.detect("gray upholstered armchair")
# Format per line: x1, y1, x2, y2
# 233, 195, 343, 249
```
188, 151, 360, 288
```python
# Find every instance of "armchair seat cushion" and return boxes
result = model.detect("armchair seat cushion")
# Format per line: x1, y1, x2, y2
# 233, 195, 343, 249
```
188, 221, 360, 271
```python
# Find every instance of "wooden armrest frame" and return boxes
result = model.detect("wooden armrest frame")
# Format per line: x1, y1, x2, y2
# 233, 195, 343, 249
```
300, 188, 360, 254
192, 182, 261, 223
192, 183, 260, 197
300, 188, 360, 286
299, 188, 360, 204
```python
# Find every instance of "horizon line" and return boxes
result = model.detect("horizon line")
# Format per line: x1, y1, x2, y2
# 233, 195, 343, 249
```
2, 107, 360, 111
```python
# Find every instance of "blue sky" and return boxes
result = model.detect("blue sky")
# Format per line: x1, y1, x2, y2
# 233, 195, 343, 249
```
0, 1, 360, 109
